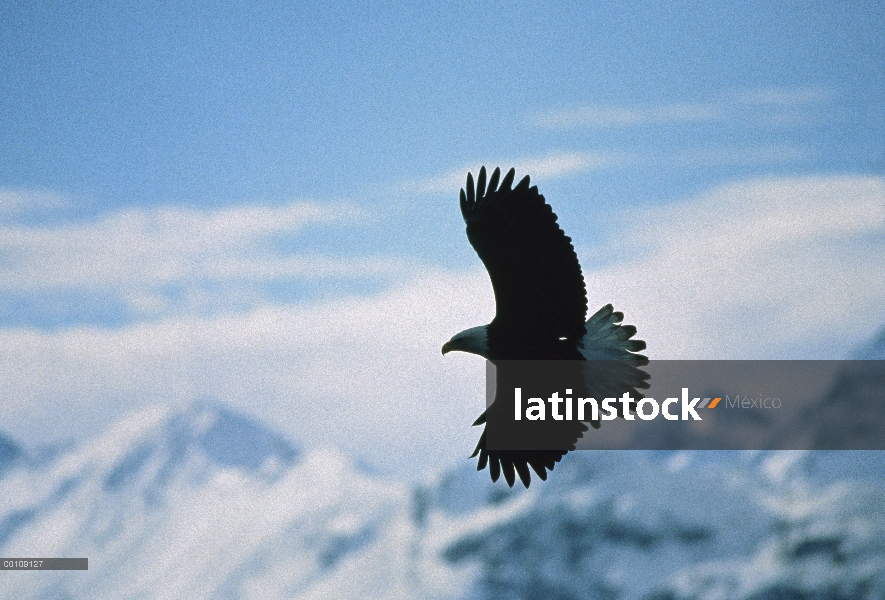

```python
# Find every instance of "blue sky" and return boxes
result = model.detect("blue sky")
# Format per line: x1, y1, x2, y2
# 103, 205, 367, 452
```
1, 1, 883, 478
3, 2, 881, 208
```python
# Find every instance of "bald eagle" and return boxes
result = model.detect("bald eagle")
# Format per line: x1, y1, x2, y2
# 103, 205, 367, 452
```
442, 166, 648, 487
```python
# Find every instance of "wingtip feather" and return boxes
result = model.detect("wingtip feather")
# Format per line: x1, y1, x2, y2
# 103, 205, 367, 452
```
489, 456, 501, 482
501, 459, 516, 487
501, 168, 515, 190
488, 167, 500, 193
514, 461, 532, 488
529, 461, 548, 480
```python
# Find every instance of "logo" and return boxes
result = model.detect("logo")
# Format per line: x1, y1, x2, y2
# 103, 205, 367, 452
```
513, 388, 723, 421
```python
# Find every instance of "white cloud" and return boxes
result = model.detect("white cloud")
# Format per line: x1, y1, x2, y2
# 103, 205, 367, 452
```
513, 152, 629, 179
583, 175, 885, 359
0, 199, 408, 315
0, 201, 361, 287
0, 188, 71, 218
2, 175, 883, 479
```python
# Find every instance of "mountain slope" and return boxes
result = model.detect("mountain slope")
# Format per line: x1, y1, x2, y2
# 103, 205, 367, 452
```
0, 402, 415, 599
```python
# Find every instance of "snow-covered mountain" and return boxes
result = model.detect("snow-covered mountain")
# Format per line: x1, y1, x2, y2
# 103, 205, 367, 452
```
0, 402, 415, 599
2, 365, 885, 599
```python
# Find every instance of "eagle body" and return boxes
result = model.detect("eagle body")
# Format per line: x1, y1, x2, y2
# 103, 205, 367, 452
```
442, 166, 648, 488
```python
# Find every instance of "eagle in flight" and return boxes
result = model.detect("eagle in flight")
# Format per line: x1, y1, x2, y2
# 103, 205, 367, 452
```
442, 166, 648, 488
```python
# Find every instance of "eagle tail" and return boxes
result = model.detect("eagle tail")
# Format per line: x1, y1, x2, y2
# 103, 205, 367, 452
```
580, 304, 648, 360
579, 304, 651, 419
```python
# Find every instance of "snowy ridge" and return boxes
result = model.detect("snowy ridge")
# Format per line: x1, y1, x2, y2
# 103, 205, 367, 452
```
0, 402, 413, 599
0, 433, 23, 477
855, 327, 885, 360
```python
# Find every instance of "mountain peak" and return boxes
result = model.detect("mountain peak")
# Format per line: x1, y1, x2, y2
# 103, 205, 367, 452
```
854, 325, 885, 359
50, 400, 302, 500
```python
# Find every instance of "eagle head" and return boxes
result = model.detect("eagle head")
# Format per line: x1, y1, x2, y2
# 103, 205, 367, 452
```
441, 325, 490, 359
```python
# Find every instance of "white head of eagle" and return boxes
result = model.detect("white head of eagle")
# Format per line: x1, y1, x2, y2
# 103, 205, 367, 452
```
441, 166, 649, 489
441, 325, 489, 359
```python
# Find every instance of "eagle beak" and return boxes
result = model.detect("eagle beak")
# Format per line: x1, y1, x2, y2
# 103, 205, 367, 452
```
441, 341, 454, 355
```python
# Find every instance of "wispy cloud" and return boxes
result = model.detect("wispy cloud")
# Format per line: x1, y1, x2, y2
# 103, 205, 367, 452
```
733, 86, 833, 106
0, 188, 72, 220
394, 140, 813, 200
0, 199, 406, 317
398, 151, 631, 195
536, 103, 722, 129
535, 86, 833, 130
668, 145, 814, 167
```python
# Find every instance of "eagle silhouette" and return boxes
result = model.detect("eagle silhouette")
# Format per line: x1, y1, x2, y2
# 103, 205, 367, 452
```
442, 167, 649, 487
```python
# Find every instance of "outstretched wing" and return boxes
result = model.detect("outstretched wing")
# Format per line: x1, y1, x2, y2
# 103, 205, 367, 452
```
460, 166, 588, 342
471, 358, 590, 488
